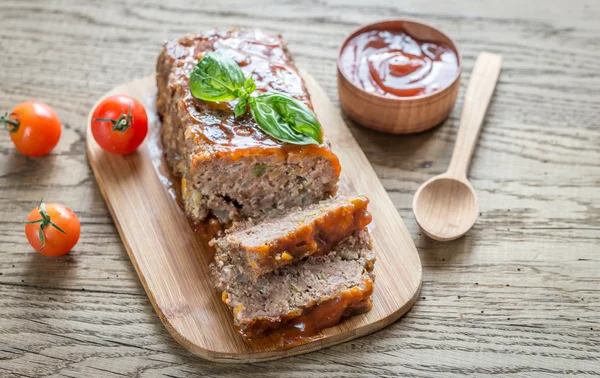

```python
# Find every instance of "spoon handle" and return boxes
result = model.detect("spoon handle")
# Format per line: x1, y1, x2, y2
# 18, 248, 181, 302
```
448, 52, 502, 179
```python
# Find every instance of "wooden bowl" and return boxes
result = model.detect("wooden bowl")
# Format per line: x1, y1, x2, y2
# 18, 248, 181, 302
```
337, 20, 462, 134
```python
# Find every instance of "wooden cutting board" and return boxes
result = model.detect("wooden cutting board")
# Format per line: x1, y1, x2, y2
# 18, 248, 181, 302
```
86, 72, 422, 363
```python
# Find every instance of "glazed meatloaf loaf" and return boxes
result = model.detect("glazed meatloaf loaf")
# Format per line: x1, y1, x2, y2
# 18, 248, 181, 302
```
157, 29, 341, 223
210, 195, 372, 281
214, 229, 375, 339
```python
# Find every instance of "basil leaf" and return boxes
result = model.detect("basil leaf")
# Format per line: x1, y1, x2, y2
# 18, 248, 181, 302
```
189, 51, 246, 102
244, 76, 257, 94
234, 97, 248, 118
249, 92, 323, 145
188, 51, 322, 145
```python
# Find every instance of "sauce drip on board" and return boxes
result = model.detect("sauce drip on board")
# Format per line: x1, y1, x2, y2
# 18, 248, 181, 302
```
148, 110, 225, 244
340, 30, 459, 97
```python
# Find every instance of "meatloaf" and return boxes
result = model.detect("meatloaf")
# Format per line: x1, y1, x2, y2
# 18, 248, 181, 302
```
156, 28, 341, 223
210, 195, 372, 280
213, 229, 375, 340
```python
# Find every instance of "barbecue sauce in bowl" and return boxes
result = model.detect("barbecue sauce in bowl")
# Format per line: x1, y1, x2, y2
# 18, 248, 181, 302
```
339, 30, 459, 98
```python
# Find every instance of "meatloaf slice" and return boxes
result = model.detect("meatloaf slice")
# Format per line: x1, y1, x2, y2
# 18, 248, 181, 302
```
214, 229, 375, 340
156, 28, 341, 223
210, 195, 372, 280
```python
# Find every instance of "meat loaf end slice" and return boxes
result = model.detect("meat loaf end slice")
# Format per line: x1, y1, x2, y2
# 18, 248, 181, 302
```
156, 28, 341, 223
214, 229, 375, 340
210, 195, 372, 280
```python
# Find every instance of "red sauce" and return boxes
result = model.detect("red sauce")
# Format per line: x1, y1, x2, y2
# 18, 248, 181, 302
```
168, 29, 340, 175
247, 195, 372, 276
340, 30, 459, 97
240, 277, 374, 348
187, 30, 308, 151
274, 278, 374, 347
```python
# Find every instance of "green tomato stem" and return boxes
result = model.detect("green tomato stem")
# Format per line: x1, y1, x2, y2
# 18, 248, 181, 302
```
93, 106, 132, 132
0, 113, 20, 133
24, 199, 67, 251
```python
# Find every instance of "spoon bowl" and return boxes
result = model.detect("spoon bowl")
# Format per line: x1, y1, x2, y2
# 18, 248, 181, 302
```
413, 176, 478, 241
412, 52, 502, 241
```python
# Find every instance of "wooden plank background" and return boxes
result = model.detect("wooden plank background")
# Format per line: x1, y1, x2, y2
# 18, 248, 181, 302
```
0, 0, 598, 376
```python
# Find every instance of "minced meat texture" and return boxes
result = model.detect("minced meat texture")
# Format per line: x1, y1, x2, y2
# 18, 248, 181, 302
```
210, 195, 372, 280
213, 229, 375, 339
156, 28, 341, 223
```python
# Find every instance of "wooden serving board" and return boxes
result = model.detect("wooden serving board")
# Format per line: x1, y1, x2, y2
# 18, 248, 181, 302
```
86, 72, 422, 363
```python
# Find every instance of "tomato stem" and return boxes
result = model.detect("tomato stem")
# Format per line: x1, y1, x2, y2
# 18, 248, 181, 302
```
93, 106, 132, 132
0, 113, 20, 133
24, 198, 67, 251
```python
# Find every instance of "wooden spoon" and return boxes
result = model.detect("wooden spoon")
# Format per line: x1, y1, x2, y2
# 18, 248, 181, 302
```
413, 52, 502, 241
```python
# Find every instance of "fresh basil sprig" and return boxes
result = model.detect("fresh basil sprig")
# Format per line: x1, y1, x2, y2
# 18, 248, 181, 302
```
189, 51, 251, 102
189, 51, 323, 145
250, 93, 323, 145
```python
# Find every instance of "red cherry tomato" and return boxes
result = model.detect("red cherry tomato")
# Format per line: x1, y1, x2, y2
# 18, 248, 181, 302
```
25, 200, 81, 257
1, 101, 62, 156
91, 95, 148, 154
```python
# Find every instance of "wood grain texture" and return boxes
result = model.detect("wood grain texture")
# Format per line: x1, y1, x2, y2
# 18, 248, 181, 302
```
85, 74, 421, 362
0, 0, 599, 376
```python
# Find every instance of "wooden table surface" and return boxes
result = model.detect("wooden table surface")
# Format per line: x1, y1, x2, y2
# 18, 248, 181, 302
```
1, 0, 598, 376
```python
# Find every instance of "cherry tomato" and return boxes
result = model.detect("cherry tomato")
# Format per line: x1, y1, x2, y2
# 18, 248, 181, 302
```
91, 95, 148, 154
25, 200, 81, 257
1, 101, 62, 156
